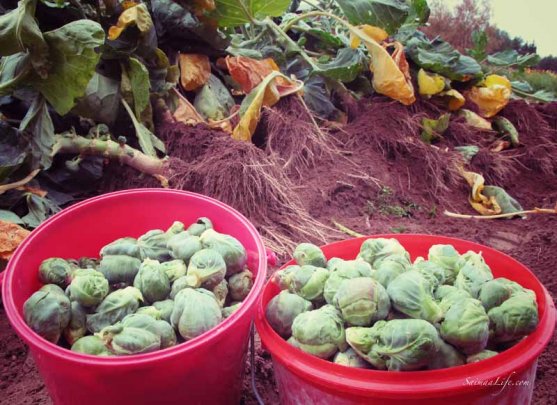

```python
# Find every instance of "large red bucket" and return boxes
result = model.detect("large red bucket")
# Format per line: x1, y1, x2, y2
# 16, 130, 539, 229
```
255, 234, 556, 404
2, 189, 268, 405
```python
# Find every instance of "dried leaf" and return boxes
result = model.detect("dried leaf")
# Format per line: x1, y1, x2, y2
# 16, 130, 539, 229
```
418, 68, 445, 96
173, 90, 206, 125
179, 54, 211, 91
350, 24, 389, 48
0, 220, 30, 260
440, 89, 465, 111
194, 0, 216, 13
225, 56, 281, 94
17, 185, 47, 198
461, 170, 522, 216
467, 75, 511, 118
458, 109, 492, 130
108, 3, 153, 40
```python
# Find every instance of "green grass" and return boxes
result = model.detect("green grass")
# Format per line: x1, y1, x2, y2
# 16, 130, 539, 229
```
366, 187, 420, 218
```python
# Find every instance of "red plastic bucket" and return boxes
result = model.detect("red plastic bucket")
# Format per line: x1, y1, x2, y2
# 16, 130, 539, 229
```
2, 189, 268, 405
255, 234, 556, 404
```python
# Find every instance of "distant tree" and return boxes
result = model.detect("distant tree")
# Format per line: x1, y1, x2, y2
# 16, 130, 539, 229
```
538, 56, 557, 73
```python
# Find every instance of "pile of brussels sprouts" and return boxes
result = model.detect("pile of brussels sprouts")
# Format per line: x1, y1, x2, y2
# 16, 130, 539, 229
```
23, 218, 253, 356
266, 239, 539, 371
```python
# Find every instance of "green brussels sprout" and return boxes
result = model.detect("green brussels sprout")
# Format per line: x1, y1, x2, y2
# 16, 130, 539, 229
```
133, 259, 171, 304
228, 269, 253, 301
78, 257, 99, 269
346, 319, 440, 371
86, 287, 144, 333
293, 243, 327, 268
440, 298, 489, 354
24, 286, 71, 343
152, 299, 174, 323
455, 251, 490, 273
479, 278, 528, 312
199, 229, 247, 275
100, 237, 141, 259
136, 306, 162, 319
71, 335, 111, 356
428, 339, 465, 370
186, 217, 213, 237
212, 279, 229, 307
428, 244, 461, 284
98, 323, 161, 355
454, 262, 493, 298
166, 221, 185, 235
291, 305, 347, 359
187, 249, 227, 289
222, 302, 242, 318
69, 269, 109, 307
122, 313, 177, 349
487, 292, 538, 343
333, 348, 371, 369
98, 255, 141, 285
274, 265, 329, 303
169, 275, 198, 299
333, 278, 390, 327
138, 230, 172, 262
63, 301, 88, 345
438, 288, 472, 314
372, 254, 411, 289
357, 238, 409, 267
387, 271, 443, 323
273, 265, 301, 290
171, 288, 223, 340
412, 259, 446, 291
167, 233, 202, 263
324, 259, 374, 304
38, 258, 73, 288
159, 260, 187, 283
466, 350, 498, 363
266, 291, 313, 338
326, 257, 344, 272
434, 284, 460, 301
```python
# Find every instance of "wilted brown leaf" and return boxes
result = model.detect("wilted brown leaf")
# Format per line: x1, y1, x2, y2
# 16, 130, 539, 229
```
172, 89, 206, 125
225, 56, 281, 94
108, 3, 153, 40
0, 221, 30, 260
179, 54, 211, 91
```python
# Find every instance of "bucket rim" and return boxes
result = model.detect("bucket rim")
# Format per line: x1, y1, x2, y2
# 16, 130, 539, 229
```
3, 188, 268, 366
255, 234, 556, 397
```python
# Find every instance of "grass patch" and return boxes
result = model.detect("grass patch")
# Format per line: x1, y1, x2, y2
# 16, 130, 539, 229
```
366, 186, 420, 218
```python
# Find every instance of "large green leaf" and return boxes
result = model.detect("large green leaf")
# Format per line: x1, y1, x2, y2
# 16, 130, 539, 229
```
314, 48, 364, 83
335, 0, 410, 34
0, 53, 33, 96
121, 57, 150, 119
0, 121, 27, 183
32, 20, 105, 115
194, 74, 235, 120
212, 0, 291, 27
0, 0, 50, 78
72, 73, 121, 125
21, 193, 61, 228
19, 95, 55, 170
487, 50, 540, 69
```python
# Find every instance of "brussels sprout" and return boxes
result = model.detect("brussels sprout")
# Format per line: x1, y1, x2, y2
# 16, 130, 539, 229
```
266, 291, 313, 338
122, 313, 177, 349
273, 265, 301, 290
274, 265, 329, 303
100, 237, 141, 259
199, 229, 247, 275
212, 279, 229, 307
169, 275, 198, 299
333, 278, 390, 327
138, 230, 172, 262
324, 260, 374, 304
98, 255, 141, 285
86, 287, 144, 333
434, 284, 460, 301
136, 306, 162, 319
133, 259, 171, 304
71, 335, 111, 356
287, 336, 301, 349
346, 319, 440, 371
187, 249, 227, 289
440, 298, 489, 354
357, 238, 409, 267
428, 339, 465, 370
63, 301, 88, 345
160, 260, 187, 283
171, 288, 222, 340
38, 258, 73, 288
455, 251, 490, 273
454, 262, 493, 298
153, 299, 174, 323
293, 243, 327, 268
167, 233, 202, 263
487, 293, 538, 343
387, 271, 443, 323
228, 269, 253, 301
69, 269, 109, 307
24, 286, 71, 343
479, 278, 528, 311
222, 302, 242, 318
98, 323, 161, 355
291, 305, 347, 359
326, 257, 344, 272
333, 348, 371, 369
166, 221, 185, 235
186, 217, 213, 237
372, 254, 411, 289
78, 257, 99, 269
412, 259, 446, 291
428, 244, 461, 284
438, 288, 472, 314
466, 350, 498, 363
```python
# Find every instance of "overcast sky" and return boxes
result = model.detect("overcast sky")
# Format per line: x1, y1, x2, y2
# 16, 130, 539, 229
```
445, 0, 557, 56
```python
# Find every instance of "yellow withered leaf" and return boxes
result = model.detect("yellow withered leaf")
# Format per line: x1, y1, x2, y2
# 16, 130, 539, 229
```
418, 69, 445, 96
468, 74, 511, 118
108, 4, 153, 41
0, 220, 30, 260
350, 25, 389, 48
179, 54, 211, 91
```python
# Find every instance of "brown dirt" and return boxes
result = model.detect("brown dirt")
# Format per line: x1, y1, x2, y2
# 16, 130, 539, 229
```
1, 98, 556, 405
